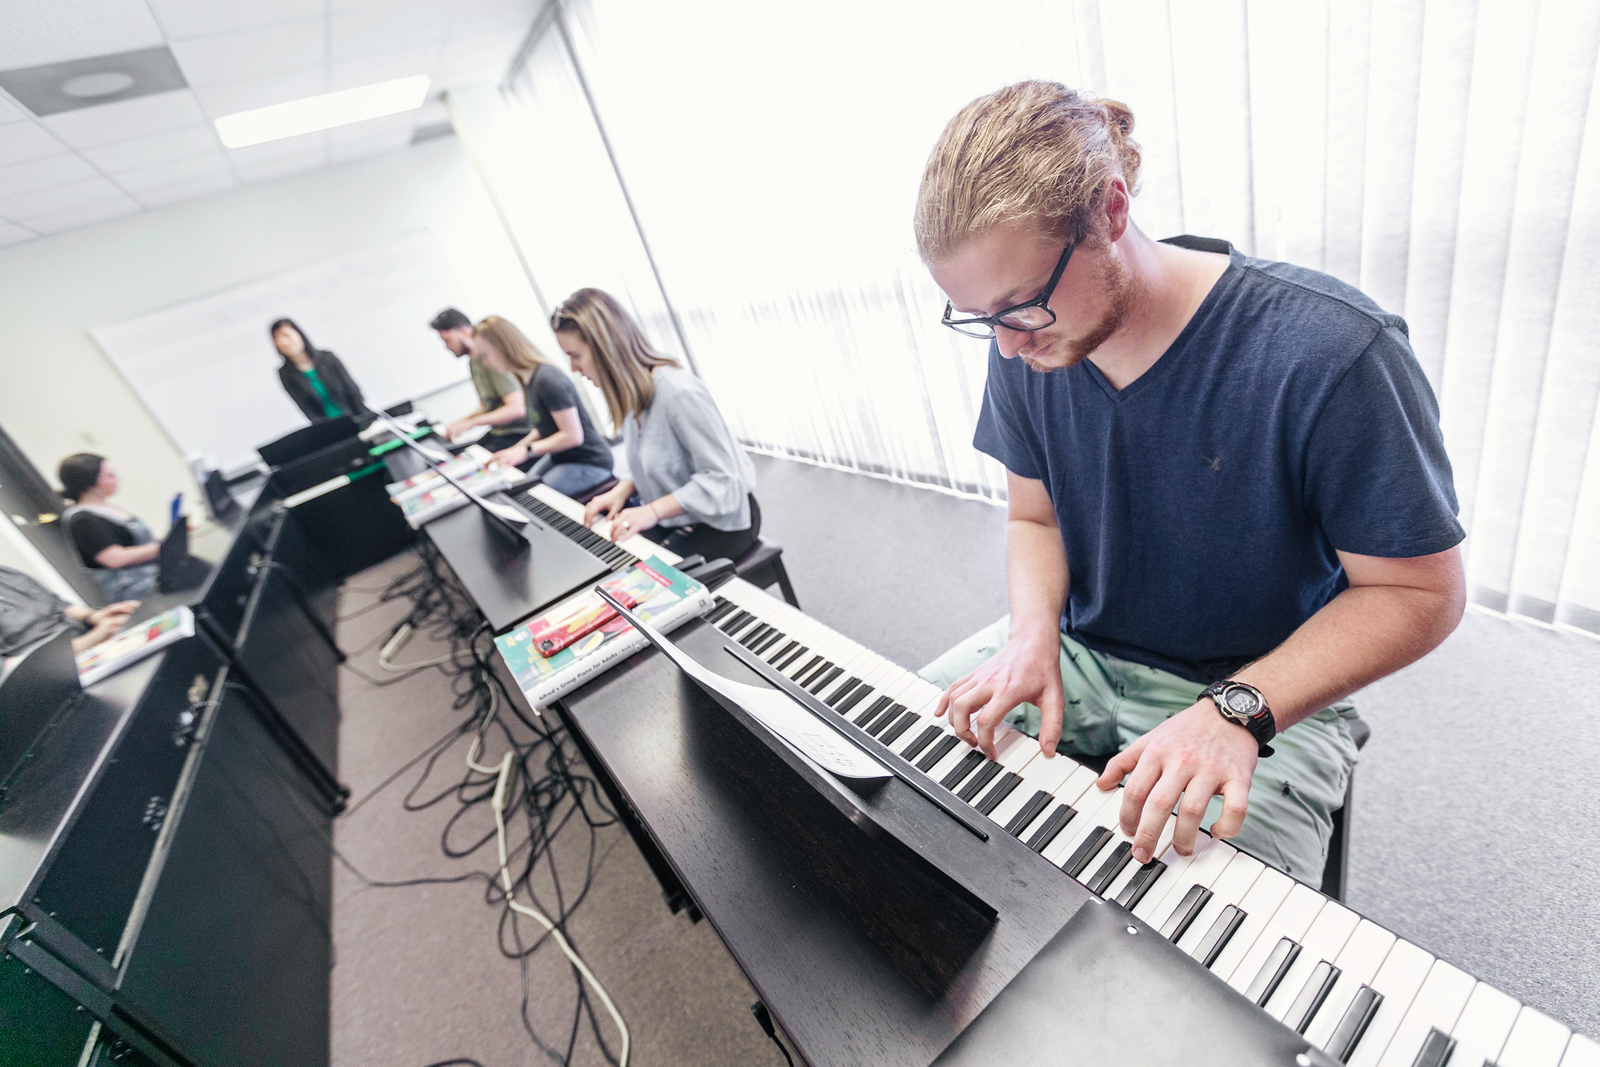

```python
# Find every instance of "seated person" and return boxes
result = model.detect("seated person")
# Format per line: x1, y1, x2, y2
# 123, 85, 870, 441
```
912, 82, 1464, 881
0, 565, 136, 657
58, 453, 162, 602
271, 317, 370, 424
429, 307, 531, 447
474, 316, 615, 499
560, 289, 761, 561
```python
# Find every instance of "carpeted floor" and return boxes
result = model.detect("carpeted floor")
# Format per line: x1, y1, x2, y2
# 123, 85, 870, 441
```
328, 453, 1598, 1066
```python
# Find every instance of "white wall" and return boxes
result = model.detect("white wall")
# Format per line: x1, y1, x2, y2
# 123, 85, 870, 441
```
0, 135, 541, 529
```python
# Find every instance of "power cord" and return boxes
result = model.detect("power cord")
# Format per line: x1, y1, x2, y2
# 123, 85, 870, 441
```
318, 540, 630, 1067
750, 1001, 794, 1066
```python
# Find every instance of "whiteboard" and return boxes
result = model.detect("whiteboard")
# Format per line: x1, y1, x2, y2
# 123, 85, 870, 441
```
92, 231, 473, 473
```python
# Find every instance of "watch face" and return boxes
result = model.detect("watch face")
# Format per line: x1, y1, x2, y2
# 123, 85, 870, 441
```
1225, 688, 1260, 716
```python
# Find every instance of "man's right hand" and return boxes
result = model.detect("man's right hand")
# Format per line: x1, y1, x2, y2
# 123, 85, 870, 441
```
935, 627, 1065, 760
441, 419, 470, 441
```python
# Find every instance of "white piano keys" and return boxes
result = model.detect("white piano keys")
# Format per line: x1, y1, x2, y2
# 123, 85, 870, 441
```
1450, 982, 1523, 1067
1135, 832, 1234, 925
1341, 939, 1434, 1067
1097, 813, 1180, 901
1226, 882, 1326, 993
1264, 902, 1360, 1023
1561, 1035, 1600, 1067
1207, 867, 1294, 980
1304, 920, 1397, 1047
1040, 784, 1122, 867
1499, 1007, 1572, 1067
984, 752, 1085, 831
1372, 959, 1475, 1067
1174, 852, 1264, 958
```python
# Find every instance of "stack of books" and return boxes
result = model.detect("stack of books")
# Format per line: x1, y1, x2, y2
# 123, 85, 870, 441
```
384, 446, 514, 527
495, 557, 714, 709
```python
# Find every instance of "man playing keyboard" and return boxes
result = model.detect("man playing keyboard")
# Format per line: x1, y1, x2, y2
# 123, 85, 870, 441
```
912, 81, 1466, 883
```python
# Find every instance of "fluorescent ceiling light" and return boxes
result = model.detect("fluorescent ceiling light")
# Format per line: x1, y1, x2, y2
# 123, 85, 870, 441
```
215, 75, 430, 148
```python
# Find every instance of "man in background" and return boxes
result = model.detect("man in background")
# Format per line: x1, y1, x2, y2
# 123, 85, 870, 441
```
429, 308, 530, 446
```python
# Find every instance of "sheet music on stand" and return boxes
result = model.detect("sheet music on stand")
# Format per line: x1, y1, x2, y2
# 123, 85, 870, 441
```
598, 590, 888, 781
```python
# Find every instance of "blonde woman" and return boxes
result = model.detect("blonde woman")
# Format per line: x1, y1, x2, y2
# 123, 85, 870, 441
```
554, 289, 759, 560
473, 315, 615, 498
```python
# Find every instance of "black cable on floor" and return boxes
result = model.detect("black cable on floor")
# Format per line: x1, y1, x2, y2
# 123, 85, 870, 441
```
324, 543, 625, 1067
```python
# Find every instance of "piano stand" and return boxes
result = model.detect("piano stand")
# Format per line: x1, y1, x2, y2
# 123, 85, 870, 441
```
682, 650, 997, 1000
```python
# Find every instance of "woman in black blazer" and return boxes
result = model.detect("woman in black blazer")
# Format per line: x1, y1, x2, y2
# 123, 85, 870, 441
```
271, 318, 370, 423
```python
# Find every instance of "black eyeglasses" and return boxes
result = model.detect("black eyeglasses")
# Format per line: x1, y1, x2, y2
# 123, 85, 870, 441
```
941, 242, 1076, 339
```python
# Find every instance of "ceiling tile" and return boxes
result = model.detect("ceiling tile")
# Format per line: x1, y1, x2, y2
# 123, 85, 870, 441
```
191, 67, 326, 118
111, 150, 233, 193
25, 196, 143, 235
435, 35, 519, 83
451, 0, 542, 37
227, 128, 326, 167
332, 3, 455, 62
134, 172, 240, 209
0, 96, 28, 124
1, 177, 139, 222
329, 110, 416, 161
0, 153, 99, 198
149, 0, 327, 41
235, 153, 326, 185
0, 0, 165, 70
169, 20, 325, 87
0, 221, 40, 247
0, 121, 70, 167
42, 88, 208, 148
83, 125, 220, 172
0, 219, 41, 243
329, 48, 440, 92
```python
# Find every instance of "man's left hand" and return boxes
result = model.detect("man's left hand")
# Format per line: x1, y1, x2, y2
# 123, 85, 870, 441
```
1097, 700, 1258, 864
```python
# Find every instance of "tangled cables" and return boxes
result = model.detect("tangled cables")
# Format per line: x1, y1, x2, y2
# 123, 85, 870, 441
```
334, 542, 631, 1066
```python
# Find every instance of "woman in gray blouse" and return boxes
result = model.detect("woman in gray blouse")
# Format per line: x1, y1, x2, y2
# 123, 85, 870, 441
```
553, 289, 760, 561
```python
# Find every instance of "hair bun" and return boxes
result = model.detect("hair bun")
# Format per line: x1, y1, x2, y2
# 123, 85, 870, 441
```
1098, 98, 1141, 192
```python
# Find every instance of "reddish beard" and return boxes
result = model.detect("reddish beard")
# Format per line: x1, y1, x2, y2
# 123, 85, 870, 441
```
1020, 251, 1136, 371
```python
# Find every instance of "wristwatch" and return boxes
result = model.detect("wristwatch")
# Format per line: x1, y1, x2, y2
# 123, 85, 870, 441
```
1201, 680, 1277, 758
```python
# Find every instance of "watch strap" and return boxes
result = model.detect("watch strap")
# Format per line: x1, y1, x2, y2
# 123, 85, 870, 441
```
1202, 680, 1277, 758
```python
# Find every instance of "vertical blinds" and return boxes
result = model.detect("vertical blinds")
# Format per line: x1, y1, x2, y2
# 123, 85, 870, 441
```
450, 0, 1600, 635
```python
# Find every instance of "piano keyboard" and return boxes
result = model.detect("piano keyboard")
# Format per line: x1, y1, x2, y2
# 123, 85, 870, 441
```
510, 483, 684, 568
523, 483, 1598, 1067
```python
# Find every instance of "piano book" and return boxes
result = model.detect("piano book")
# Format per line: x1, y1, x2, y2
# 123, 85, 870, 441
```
495, 557, 714, 709
75, 606, 196, 686
384, 448, 513, 528
383, 445, 495, 499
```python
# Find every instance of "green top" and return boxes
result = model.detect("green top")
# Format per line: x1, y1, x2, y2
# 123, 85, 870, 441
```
469, 357, 531, 434
302, 368, 343, 419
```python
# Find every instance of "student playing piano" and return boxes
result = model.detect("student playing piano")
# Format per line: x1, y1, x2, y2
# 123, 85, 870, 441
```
429, 307, 531, 448
913, 82, 1465, 882
474, 315, 616, 499
557, 289, 762, 562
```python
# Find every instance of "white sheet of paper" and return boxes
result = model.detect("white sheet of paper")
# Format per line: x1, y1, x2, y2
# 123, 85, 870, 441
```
481, 498, 529, 524
636, 614, 889, 781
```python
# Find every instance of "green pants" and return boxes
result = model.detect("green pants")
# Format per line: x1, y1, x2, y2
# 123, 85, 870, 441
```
919, 617, 1359, 882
